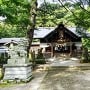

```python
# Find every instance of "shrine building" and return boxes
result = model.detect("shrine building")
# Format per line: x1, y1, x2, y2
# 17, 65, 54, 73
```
32, 23, 89, 57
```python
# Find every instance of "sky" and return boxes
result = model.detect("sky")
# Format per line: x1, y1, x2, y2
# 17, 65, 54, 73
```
0, 16, 6, 21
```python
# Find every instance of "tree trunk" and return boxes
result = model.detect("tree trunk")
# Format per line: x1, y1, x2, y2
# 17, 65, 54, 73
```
27, 0, 37, 57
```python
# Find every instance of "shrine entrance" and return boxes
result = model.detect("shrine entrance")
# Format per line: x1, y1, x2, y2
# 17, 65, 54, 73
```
53, 42, 77, 57
54, 43, 70, 53
47, 23, 82, 58
45, 41, 82, 58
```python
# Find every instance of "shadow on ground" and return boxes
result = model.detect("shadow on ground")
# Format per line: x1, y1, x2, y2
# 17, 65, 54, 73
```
38, 69, 90, 90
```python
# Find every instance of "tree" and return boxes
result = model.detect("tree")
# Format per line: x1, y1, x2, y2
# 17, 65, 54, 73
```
0, 0, 37, 57
27, 0, 37, 57
0, 23, 26, 37
37, 2, 73, 27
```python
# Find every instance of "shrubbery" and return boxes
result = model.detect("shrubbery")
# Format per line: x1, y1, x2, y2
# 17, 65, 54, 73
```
35, 49, 46, 64
0, 53, 8, 65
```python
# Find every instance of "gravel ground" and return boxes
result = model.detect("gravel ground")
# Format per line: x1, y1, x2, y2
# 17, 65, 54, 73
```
1, 57, 90, 90
1, 69, 90, 90
38, 69, 90, 90
0, 70, 47, 90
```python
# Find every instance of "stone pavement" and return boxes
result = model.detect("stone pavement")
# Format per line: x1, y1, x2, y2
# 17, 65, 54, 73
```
50, 56, 90, 70
1, 56, 90, 90
0, 70, 47, 90
38, 69, 90, 90
38, 57, 90, 90
50, 56, 84, 66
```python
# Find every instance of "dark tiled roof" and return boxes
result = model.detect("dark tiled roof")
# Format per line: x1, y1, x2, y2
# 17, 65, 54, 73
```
66, 27, 81, 37
0, 38, 21, 44
33, 27, 80, 38
33, 27, 55, 38
34, 27, 90, 38
67, 27, 90, 37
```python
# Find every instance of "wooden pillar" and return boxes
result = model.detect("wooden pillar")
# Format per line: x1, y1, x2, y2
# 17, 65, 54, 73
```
69, 41, 72, 56
51, 43, 54, 57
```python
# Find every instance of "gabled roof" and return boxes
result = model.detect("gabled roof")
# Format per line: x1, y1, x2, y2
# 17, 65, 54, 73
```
67, 27, 90, 37
33, 27, 80, 39
0, 38, 21, 44
66, 27, 81, 37
33, 26, 90, 39
33, 27, 55, 38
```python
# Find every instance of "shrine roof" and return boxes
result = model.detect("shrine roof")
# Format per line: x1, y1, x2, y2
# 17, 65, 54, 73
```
0, 38, 21, 44
66, 27, 81, 37
67, 27, 90, 37
34, 26, 90, 39
33, 27, 55, 39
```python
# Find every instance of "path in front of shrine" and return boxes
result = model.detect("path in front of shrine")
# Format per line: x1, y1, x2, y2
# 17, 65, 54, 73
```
1, 56, 90, 90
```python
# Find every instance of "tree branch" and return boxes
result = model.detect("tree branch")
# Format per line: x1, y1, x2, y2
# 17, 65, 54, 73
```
74, 0, 90, 13
58, 0, 84, 23
79, 5, 90, 14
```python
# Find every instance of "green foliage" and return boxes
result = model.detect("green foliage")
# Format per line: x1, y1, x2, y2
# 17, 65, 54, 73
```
0, 68, 3, 80
82, 38, 90, 49
81, 38, 90, 63
0, 0, 30, 25
35, 49, 46, 64
63, 2, 90, 30
0, 0, 31, 37
0, 53, 8, 64
37, 2, 72, 27
71, 9, 90, 29
35, 59, 46, 64
0, 23, 26, 37
36, 53, 45, 59
0, 0, 37, 57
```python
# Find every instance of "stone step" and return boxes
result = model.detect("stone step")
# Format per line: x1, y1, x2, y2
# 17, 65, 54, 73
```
49, 65, 90, 71
36, 65, 89, 71
36, 64, 50, 71
35, 62, 90, 71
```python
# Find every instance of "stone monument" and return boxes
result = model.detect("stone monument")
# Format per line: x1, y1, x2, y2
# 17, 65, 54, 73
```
3, 39, 32, 82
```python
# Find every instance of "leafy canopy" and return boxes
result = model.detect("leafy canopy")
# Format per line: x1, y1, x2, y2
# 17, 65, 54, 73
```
0, 0, 35, 37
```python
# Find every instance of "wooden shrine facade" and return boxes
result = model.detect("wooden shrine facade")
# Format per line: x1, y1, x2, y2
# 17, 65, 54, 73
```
33, 24, 82, 57
40, 24, 81, 43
